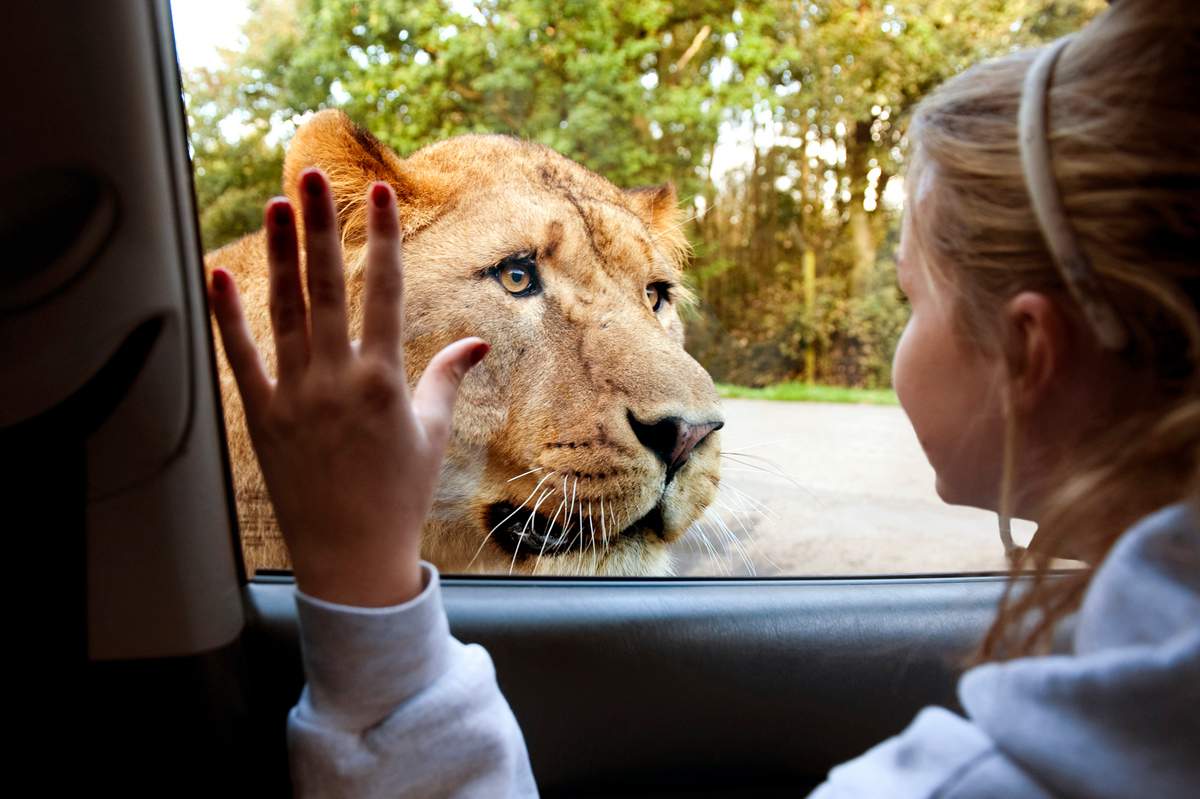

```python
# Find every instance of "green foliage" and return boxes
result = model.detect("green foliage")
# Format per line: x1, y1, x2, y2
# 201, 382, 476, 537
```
716, 382, 898, 405
182, 0, 1106, 381
185, 0, 740, 248
815, 278, 910, 389
685, 265, 909, 389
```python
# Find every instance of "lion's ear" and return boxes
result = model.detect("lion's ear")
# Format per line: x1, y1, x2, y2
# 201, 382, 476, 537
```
282, 109, 451, 246
625, 183, 690, 268
625, 183, 676, 229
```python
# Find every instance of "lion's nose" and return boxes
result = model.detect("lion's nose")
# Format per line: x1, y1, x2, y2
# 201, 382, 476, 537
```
627, 412, 724, 482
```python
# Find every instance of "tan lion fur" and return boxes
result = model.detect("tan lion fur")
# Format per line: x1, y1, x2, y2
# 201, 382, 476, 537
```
207, 109, 722, 576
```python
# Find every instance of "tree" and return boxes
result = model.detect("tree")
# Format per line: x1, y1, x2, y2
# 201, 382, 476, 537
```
183, 0, 1106, 386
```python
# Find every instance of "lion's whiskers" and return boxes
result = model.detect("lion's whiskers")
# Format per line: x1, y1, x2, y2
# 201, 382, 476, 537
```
506, 466, 545, 483
720, 492, 782, 573
468, 469, 556, 570
565, 477, 578, 538
485, 461, 770, 577
598, 496, 606, 555
702, 522, 735, 576
691, 522, 720, 565
710, 505, 756, 574
601, 502, 609, 556
718, 438, 797, 456
674, 470, 788, 576
533, 479, 570, 575
719, 452, 819, 505
719, 452, 798, 482
510, 485, 555, 575
720, 480, 780, 521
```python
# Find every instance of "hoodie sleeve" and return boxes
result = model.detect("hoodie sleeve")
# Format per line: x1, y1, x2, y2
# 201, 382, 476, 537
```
287, 563, 539, 798
957, 503, 1200, 799
810, 502, 1200, 799
808, 706, 1054, 799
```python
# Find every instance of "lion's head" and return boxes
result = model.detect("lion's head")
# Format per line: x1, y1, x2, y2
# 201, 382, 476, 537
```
210, 109, 723, 576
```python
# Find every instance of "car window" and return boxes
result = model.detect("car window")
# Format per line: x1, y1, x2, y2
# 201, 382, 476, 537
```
173, 0, 1102, 578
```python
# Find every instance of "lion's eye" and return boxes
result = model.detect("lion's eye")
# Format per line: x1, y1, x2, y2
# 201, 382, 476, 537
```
500, 264, 532, 293
492, 253, 540, 297
646, 282, 669, 313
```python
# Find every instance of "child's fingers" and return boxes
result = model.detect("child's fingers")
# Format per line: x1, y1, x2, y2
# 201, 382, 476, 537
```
210, 268, 272, 417
412, 338, 490, 451
266, 199, 310, 382
361, 182, 405, 366
298, 169, 351, 364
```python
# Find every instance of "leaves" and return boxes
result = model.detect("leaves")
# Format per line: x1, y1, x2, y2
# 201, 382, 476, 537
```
184, 0, 1104, 384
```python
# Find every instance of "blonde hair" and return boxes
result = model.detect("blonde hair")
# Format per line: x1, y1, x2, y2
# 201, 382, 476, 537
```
905, 0, 1200, 659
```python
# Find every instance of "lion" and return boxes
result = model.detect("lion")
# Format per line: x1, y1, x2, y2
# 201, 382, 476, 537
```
207, 109, 724, 576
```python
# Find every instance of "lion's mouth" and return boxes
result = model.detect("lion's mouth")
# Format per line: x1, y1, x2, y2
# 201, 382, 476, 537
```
486, 499, 666, 560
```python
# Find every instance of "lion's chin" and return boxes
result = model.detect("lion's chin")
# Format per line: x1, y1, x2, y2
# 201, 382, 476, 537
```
447, 500, 676, 576
525, 539, 675, 577
485, 500, 667, 561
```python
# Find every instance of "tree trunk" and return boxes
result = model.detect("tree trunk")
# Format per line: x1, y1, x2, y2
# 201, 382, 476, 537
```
845, 119, 877, 295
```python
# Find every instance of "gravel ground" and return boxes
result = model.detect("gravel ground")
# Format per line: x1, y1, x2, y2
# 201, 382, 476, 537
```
670, 398, 1036, 577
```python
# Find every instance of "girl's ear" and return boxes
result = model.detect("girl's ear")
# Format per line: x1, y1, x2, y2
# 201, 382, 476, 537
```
282, 109, 453, 247
1003, 291, 1073, 414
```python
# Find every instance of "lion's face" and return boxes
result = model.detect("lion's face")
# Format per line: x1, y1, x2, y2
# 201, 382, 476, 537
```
232, 110, 723, 576
403, 155, 723, 576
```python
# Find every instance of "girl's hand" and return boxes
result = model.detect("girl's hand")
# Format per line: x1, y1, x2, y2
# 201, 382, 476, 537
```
209, 169, 489, 607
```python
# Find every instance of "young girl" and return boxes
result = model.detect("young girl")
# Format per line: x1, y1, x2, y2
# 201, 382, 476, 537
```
209, 1, 1198, 795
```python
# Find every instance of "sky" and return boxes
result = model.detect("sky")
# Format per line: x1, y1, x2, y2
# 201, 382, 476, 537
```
170, 0, 251, 72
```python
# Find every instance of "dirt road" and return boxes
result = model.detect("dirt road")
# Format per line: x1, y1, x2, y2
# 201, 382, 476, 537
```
670, 398, 1035, 577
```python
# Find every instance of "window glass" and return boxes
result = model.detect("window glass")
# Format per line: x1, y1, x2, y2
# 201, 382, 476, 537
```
173, 0, 1101, 577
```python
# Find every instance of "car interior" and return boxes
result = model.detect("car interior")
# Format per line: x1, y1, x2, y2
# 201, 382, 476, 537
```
3, 2, 1062, 795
